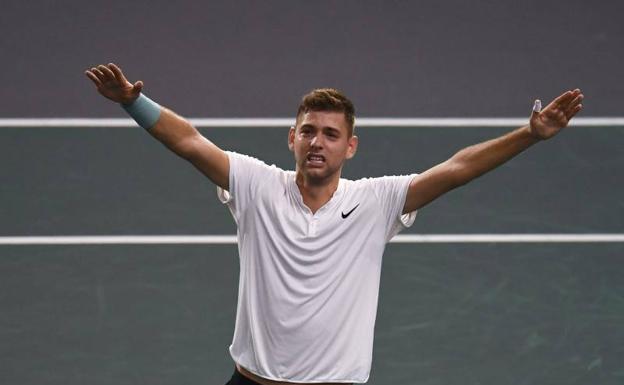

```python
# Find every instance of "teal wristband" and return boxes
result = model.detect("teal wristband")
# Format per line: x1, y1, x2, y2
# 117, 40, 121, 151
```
122, 93, 161, 130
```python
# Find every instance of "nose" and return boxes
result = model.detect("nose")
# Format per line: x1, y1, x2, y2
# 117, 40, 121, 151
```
310, 132, 324, 148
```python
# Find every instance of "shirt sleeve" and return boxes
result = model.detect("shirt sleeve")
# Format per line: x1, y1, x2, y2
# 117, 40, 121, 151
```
367, 174, 418, 242
216, 151, 276, 223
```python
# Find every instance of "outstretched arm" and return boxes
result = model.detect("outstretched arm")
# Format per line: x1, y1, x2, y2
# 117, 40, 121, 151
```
402, 89, 584, 214
85, 63, 229, 190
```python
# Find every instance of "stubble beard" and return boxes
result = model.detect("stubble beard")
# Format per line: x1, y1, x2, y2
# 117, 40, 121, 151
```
298, 159, 342, 186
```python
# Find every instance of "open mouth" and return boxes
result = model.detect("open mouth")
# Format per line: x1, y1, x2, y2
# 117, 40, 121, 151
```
306, 153, 325, 165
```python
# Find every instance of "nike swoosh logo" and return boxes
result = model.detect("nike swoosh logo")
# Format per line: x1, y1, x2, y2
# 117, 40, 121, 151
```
341, 204, 360, 219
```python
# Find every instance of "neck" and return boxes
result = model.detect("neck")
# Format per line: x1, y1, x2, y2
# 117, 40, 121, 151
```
295, 171, 340, 213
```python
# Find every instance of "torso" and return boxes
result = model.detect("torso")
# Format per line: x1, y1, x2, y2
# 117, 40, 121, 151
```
220, 153, 416, 383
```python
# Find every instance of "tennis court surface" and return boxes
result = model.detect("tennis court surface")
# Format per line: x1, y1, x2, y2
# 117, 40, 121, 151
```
1, 122, 623, 384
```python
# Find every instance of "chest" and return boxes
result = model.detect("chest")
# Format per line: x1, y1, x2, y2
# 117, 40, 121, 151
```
248, 184, 380, 239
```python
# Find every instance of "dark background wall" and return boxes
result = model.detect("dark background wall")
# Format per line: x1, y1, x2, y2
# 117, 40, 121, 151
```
1, 0, 622, 118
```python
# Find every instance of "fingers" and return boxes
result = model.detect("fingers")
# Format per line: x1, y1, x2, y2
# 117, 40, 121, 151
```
107, 63, 128, 84
94, 64, 118, 85
552, 88, 582, 109
84, 63, 127, 86
568, 93, 583, 105
565, 93, 584, 119
98, 64, 116, 81
542, 88, 583, 123
550, 90, 573, 107
566, 104, 583, 120
89, 66, 106, 83
85, 66, 110, 86
567, 93, 583, 110
84, 69, 102, 86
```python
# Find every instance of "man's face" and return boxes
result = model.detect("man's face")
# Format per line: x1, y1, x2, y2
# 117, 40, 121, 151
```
288, 110, 358, 184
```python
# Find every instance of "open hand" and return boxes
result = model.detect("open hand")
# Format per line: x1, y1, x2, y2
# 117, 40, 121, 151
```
85, 63, 143, 105
528, 89, 584, 140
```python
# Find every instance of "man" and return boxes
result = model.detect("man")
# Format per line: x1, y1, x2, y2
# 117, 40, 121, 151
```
85, 63, 583, 385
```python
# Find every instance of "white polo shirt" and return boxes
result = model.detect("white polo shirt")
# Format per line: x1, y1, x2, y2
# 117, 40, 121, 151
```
217, 151, 417, 383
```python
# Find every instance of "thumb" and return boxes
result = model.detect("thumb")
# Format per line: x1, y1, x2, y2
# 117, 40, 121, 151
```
529, 98, 541, 128
133, 80, 144, 94
530, 99, 541, 119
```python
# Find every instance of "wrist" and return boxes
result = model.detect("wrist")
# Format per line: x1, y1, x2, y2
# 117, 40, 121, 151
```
121, 95, 140, 107
121, 93, 161, 130
524, 124, 544, 142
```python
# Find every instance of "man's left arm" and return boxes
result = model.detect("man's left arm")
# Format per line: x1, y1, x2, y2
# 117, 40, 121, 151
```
403, 88, 584, 214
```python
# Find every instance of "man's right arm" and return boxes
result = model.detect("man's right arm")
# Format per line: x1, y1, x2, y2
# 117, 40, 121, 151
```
148, 108, 229, 190
85, 63, 229, 190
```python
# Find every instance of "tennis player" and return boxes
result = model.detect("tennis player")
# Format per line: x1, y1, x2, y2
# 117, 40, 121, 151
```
85, 63, 583, 385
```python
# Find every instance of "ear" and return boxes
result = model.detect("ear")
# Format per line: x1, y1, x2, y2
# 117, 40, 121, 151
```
288, 126, 295, 152
346, 135, 358, 159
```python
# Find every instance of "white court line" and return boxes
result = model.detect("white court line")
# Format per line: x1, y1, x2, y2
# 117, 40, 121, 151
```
1, 117, 623, 128
1, 234, 624, 245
